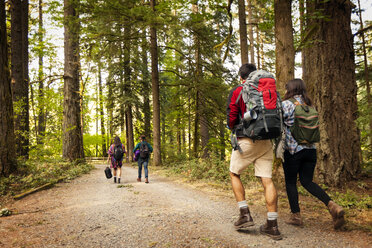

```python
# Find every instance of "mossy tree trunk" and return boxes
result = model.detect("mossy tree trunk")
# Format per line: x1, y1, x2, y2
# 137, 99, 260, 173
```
63, 0, 84, 161
0, 0, 17, 175
303, 0, 361, 185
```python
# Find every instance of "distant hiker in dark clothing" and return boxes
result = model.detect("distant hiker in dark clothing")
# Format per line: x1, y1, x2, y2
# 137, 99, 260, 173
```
281, 79, 345, 229
108, 136, 126, 184
133, 135, 153, 183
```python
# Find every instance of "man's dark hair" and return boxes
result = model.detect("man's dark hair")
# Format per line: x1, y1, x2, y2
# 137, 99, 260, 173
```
140, 135, 146, 140
239, 63, 257, 80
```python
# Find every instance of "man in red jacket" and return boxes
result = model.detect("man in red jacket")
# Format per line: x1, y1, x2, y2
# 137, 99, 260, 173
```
226, 63, 282, 240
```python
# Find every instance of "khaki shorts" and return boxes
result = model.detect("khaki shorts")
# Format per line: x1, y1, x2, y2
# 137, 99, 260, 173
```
230, 137, 273, 178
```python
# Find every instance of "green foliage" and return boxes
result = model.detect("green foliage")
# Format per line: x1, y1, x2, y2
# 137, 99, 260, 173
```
0, 159, 94, 197
330, 190, 372, 210
163, 155, 256, 186
83, 134, 110, 157
0, 208, 12, 217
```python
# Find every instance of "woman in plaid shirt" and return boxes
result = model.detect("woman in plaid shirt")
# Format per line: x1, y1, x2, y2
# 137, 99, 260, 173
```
281, 79, 345, 230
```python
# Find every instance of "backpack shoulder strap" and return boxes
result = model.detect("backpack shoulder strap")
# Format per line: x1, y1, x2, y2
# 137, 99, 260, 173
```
289, 98, 301, 106
234, 84, 244, 105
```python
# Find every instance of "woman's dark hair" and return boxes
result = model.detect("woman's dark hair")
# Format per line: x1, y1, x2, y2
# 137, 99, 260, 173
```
284, 79, 313, 106
114, 136, 121, 146
140, 135, 146, 141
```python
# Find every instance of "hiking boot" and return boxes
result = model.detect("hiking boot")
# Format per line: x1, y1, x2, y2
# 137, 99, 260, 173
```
118, 178, 121, 184
137, 178, 141, 182
114, 177, 117, 183
327, 200, 345, 229
260, 219, 282, 240
234, 207, 254, 230
145, 178, 149, 183
285, 212, 303, 227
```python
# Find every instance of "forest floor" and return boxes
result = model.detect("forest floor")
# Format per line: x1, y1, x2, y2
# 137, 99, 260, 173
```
0, 162, 371, 248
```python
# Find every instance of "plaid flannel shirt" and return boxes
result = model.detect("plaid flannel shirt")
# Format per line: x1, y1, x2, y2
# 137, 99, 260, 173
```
282, 95, 316, 155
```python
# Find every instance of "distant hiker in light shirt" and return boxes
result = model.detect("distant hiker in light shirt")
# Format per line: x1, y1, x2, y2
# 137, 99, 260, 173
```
133, 135, 153, 183
107, 136, 126, 184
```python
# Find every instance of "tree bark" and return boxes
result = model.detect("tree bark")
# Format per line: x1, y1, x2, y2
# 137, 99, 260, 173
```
274, 0, 295, 93
63, 0, 84, 161
98, 65, 106, 156
37, 0, 45, 145
256, 25, 262, 69
303, 0, 361, 185
150, 0, 161, 166
107, 79, 114, 146
357, 0, 371, 149
219, 120, 225, 160
0, 0, 17, 175
238, 0, 248, 65
299, 0, 305, 78
141, 30, 152, 140
192, 2, 209, 158
11, 0, 29, 159
247, 0, 255, 64
124, 24, 134, 161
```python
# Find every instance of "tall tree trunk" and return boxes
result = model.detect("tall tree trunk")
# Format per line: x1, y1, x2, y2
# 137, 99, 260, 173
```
303, 0, 361, 185
107, 79, 114, 146
177, 87, 182, 153
256, 26, 261, 69
37, 0, 45, 145
124, 25, 134, 161
193, 2, 209, 158
357, 0, 371, 148
299, 0, 305, 77
11, 0, 29, 159
247, 0, 255, 64
274, 0, 295, 93
193, 91, 199, 158
63, 0, 84, 161
98, 65, 106, 156
238, 0, 248, 65
150, 0, 161, 166
188, 92, 192, 158
161, 109, 166, 162
0, 0, 17, 175
141, 30, 151, 139
219, 120, 225, 160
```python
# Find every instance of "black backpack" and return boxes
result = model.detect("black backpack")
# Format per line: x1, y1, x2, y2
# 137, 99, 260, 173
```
113, 144, 124, 161
139, 142, 149, 159
104, 167, 112, 179
234, 70, 283, 140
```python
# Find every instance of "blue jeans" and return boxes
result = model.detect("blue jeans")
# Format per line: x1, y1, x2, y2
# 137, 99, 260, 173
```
138, 158, 149, 179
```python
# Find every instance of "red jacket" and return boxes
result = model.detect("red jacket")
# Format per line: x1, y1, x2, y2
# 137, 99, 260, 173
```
226, 83, 246, 130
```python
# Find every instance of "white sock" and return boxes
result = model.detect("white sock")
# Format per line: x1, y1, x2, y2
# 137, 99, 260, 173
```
267, 212, 278, 220
238, 200, 248, 209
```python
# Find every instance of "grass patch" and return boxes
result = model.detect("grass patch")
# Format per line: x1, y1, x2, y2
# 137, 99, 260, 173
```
158, 156, 258, 187
117, 184, 133, 188
0, 159, 94, 205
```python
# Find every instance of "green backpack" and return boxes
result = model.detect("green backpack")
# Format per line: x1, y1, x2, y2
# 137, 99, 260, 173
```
289, 99, 320, 144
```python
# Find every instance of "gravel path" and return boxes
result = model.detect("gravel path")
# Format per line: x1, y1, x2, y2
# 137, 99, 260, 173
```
0, 164, 369, 248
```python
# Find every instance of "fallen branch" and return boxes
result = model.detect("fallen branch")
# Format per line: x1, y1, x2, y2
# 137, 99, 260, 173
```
13, 177, 67, 200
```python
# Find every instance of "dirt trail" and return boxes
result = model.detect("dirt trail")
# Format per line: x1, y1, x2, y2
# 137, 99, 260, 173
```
0, 164, 370, 248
